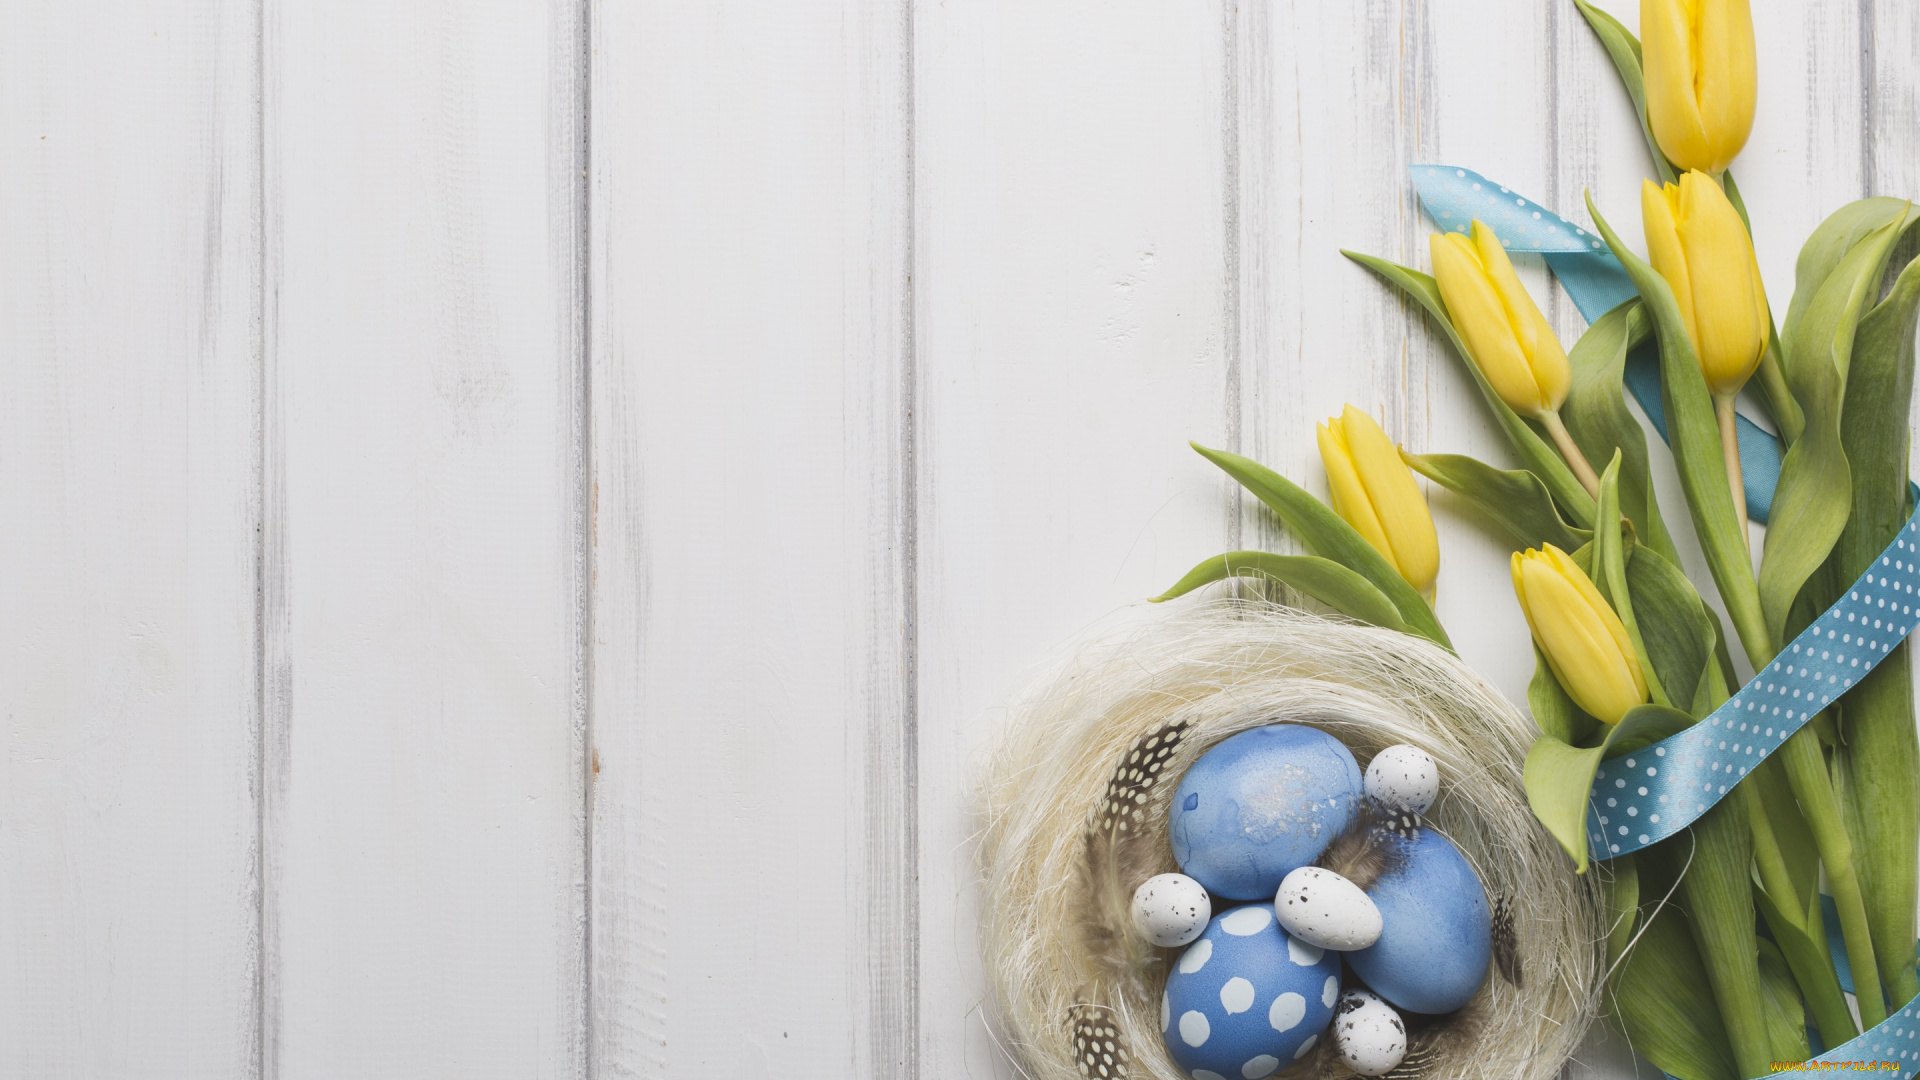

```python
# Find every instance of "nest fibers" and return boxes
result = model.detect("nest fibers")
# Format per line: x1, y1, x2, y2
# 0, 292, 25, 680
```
977, 599, 1605, 1080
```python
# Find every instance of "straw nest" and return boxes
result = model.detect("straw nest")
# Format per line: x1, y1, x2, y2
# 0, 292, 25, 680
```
977, 599, 1605, 1080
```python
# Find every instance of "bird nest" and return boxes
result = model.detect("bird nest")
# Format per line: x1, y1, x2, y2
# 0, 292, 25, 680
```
976, 599, 1604, 1080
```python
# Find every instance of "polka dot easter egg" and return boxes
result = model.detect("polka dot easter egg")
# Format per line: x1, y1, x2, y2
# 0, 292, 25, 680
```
1160, 904, 1341, 1080
1170, 724, 1363, 900
1132, 873, 1212, 948
1363, 743, 1438, 816
1346, 826, 1491, 1015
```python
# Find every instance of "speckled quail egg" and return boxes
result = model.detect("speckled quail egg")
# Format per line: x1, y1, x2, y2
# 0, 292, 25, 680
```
1364, 744, 1439, 816
1160, 904, 1342, 1080
1132, 873, 1212, 947
1169, 724, 1364, 900
1332, 989, 1407, 1076
1274, 866, 1381, 951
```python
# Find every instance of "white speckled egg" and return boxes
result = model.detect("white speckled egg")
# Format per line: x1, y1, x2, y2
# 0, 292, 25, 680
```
1132, 873, 1212, 947
1364, 744, 1438, 816
1274, 866, 1381, 950
1333, 990, 1407, 1076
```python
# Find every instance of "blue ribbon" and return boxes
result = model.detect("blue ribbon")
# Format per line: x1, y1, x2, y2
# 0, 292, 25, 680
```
1585, 508, 1920, 856
1408, 165, 1920, 1077
1409, 165, 1782, 522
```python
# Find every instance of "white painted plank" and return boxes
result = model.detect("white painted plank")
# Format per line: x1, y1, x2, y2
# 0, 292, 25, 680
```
586, 2, 913, 1076
263, 1, 587, 1074
1868, 0, 1920, 206
1868, 0, 1920, 439
1737, 0, 1867, 309
913, 1, 1233, 1074
0, 3, 261, 1075
1245, 0, 1561, 713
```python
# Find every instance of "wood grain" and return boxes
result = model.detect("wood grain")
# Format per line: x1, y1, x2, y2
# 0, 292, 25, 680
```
1867, 0, 1920, 436
913, 1, 1236, 1074
0, 2, 262, 1074
0, 2, 1911, 1077
586, 1, 915, 1075
261, 0, 588, 1074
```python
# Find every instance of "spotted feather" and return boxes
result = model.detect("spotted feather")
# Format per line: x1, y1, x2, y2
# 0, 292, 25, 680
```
1067, 1004, 1129, 1080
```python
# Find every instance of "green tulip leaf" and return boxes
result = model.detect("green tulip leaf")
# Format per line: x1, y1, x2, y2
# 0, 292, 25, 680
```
1623, 545, 1718, 719
1188, 443, 1450, 649
1563, 299, 1679, 563
1757, 219, 1909, 649
1524, 703, 1690, 871
1152, 551, 1412, 633
1782, 198, 1920, 352
1528, 644, 1599, 748
1592, 451, 1671, 707
1836, 252, 1920, 1008
1567, 0, 1676, 185
1681, 795, 1773, 1079
1340, 250, 1596, 528
1760, 431, 1852, 649
1401, 450, 1587, 551
1754, 883, 1857, 1049
1600, 851, 1639, 968
1612, 900, 1739, 1080
1586, 194, 1769, 666
1754, 760, 1821, 914
1755, 940, 1813, 1065
1603, 702, 1695, 759
1524, 736, 1606, 873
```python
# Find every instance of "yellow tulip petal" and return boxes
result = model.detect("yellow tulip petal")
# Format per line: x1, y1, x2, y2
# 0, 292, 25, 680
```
1470, 222, 1570, 412
1677, 171, 1767, 393
1430, 230, 1545, 416
1695, 0, 1757, 173
1641, 179, 1699, 349
1541, 545, 1648, 701
1318, 419, 1395, 570
1337, 406, 1439, 594
1642, 0, 1713, 172
1518, 551, 1647, 724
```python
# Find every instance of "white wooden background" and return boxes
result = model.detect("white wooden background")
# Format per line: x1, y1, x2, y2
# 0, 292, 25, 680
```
3, 1, 1915, 1077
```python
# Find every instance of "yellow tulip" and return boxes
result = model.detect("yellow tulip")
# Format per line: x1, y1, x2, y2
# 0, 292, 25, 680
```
1641, 0, 1756, 176
1641, 172, 1771, 396
1317, 406, 1439, 595
1429, 221, 1571, 419
1431, 221, 1600, 497
1511, 545, 1649, 725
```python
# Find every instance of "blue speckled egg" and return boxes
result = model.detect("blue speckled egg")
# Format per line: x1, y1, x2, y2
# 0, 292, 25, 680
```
1160, 904, 1342, 1080
1170, 724, 1364, 899
1345, 827, 1491, 1014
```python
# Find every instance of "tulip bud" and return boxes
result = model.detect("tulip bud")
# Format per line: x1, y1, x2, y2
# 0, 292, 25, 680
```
1641, 0, 1756, 176
1641, 172, 1771, 396
1511, 545, 1649, 726
1316, 406, 1439, 596
1429, 221, 1571, 419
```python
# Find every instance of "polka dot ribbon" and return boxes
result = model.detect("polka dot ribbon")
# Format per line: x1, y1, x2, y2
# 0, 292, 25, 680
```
1583, 501, 1920, 859
1411, 163, 1920, 1076
1408, 164, 1783, 523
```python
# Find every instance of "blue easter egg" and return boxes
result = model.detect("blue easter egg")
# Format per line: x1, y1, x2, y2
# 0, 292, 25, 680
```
1170, 724, 1364, 899
1345, 827, 1491, 1014
1160, 904, 1342, 1080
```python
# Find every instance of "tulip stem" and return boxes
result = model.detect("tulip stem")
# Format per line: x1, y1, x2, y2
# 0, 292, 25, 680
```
1777, 727, 1890, 1030
1714, 394, 1750, 553
1539, 409, 1601, 499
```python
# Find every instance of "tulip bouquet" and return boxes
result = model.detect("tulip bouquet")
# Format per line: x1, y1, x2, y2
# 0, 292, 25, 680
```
1158, 1, 1920, 1076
